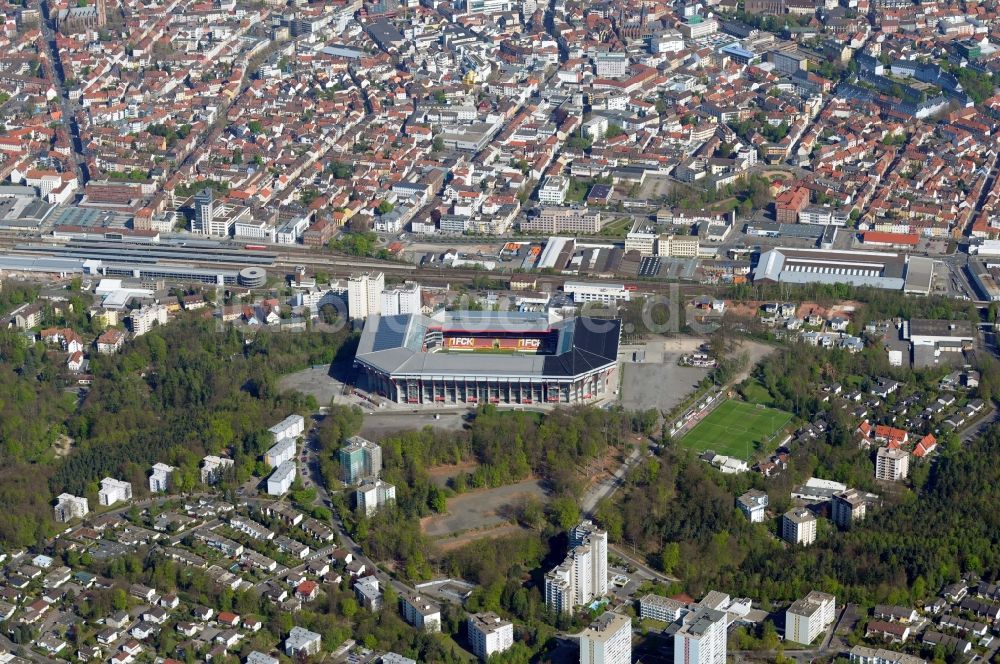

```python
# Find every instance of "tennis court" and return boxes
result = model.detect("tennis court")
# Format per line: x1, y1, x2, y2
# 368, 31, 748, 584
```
679, 399, 792, 460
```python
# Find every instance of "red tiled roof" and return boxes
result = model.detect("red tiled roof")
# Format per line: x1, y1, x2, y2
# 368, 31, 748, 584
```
874, 424, 907, 442
914, 434, 937, 458
862, 231, 919, 245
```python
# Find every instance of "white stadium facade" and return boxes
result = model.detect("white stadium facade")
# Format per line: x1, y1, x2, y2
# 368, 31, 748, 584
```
353, 311, 621, 405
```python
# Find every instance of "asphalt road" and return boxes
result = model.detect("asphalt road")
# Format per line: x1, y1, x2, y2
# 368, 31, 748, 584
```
960, 404, 999, 444
0, 632, 59, 664
580, 447, 643, 517
296, 420, 417, 599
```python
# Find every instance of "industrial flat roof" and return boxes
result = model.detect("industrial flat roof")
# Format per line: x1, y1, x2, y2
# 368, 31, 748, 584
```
910, 318, 974, 339
753, 247, 907, 289
677, 608, 726, 636
101, 263, 240, 278
903, 256, 935, 294
16, 242, 274, 266
0, 256, 86, 273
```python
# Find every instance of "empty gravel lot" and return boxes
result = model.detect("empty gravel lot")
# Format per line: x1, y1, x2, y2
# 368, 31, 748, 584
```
421, 478, 546, 538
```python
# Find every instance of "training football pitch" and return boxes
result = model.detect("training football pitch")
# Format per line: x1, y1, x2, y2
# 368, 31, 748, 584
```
679, 399, 793, 460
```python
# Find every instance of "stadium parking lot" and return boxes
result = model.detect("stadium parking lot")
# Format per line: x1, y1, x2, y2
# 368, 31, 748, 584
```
619, 337, 712, 412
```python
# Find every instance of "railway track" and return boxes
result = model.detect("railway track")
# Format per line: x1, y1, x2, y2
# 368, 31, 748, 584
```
0, 232, 701, 296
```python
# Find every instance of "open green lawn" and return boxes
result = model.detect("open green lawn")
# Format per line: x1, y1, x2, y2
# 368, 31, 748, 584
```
740, 380, 774, 406
599, 216, 633, 236
679, 399, 792, 460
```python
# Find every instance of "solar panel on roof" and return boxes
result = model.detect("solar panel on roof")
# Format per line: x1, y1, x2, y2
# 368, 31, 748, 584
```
371, 316, 410, 352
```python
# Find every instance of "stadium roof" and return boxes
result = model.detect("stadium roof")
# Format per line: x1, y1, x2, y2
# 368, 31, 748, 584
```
435, 310, 553, 334
355, 313, 620, 379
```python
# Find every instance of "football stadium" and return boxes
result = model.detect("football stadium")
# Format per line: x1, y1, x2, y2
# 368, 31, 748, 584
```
354, 311, 621, 405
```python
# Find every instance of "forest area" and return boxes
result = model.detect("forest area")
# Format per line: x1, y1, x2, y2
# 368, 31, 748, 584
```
311, 403, 646, 659
597, 340, 1000, 609
317, 405, 641, 580
603, 421, 1000, 608
0, 315, 357, 548
4, 278, 998, 660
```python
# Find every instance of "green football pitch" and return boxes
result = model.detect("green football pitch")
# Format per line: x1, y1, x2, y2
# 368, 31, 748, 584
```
679, 399, 793, 460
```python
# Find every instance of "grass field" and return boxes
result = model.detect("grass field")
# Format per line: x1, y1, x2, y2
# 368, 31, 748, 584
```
680, 399, 792, 460
740, 381, 774, 406
598, 216, 633, 237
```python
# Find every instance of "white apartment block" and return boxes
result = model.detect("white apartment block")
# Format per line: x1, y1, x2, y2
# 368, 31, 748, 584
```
191, 188, 246, 238
269, 414, 305, 444
573, 521, 608, 597
625, 231, 657, 255
800, 206, 849, 226
381, 282, 422, 316
246, 652, 279, 664
583, 116, 609, 141
523, 206, 604, 234
382, 654, 416, 664
98, 478, 132, 506
291, 285, 348, 312
201, 455, 234, 484
267, 460, 296, 496
149, 463, 174, 493
355, 575, 382, 611
234, 218, 276, 242
538, 175, 570, 205
284, 627, 321, 657
579, 612, 631, 664
356, 479, 396, 516
348, 272, 385, 320
275, 216, 309, 245
54, 493, 89, 522
545, 521, 608, 614
468, 613, 514, 661
128, 304, 168, 337
737, 489, 768, 523
564, 281, 632, 304
673, 607, 727, 664
399, 593, 441, 632
571, 542, 596, 605
657, 234, 700, 258
264, 437, 296, 469
639, 594, 687, 623
465, 0, 517, 13
679, 16, 718, 38
652, 31, 684, 53
545, 560, 575, 615
785, 590, 836, 645
781, 508, 817, 546
594, 52, 628, 78
876, 447, 909, 481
